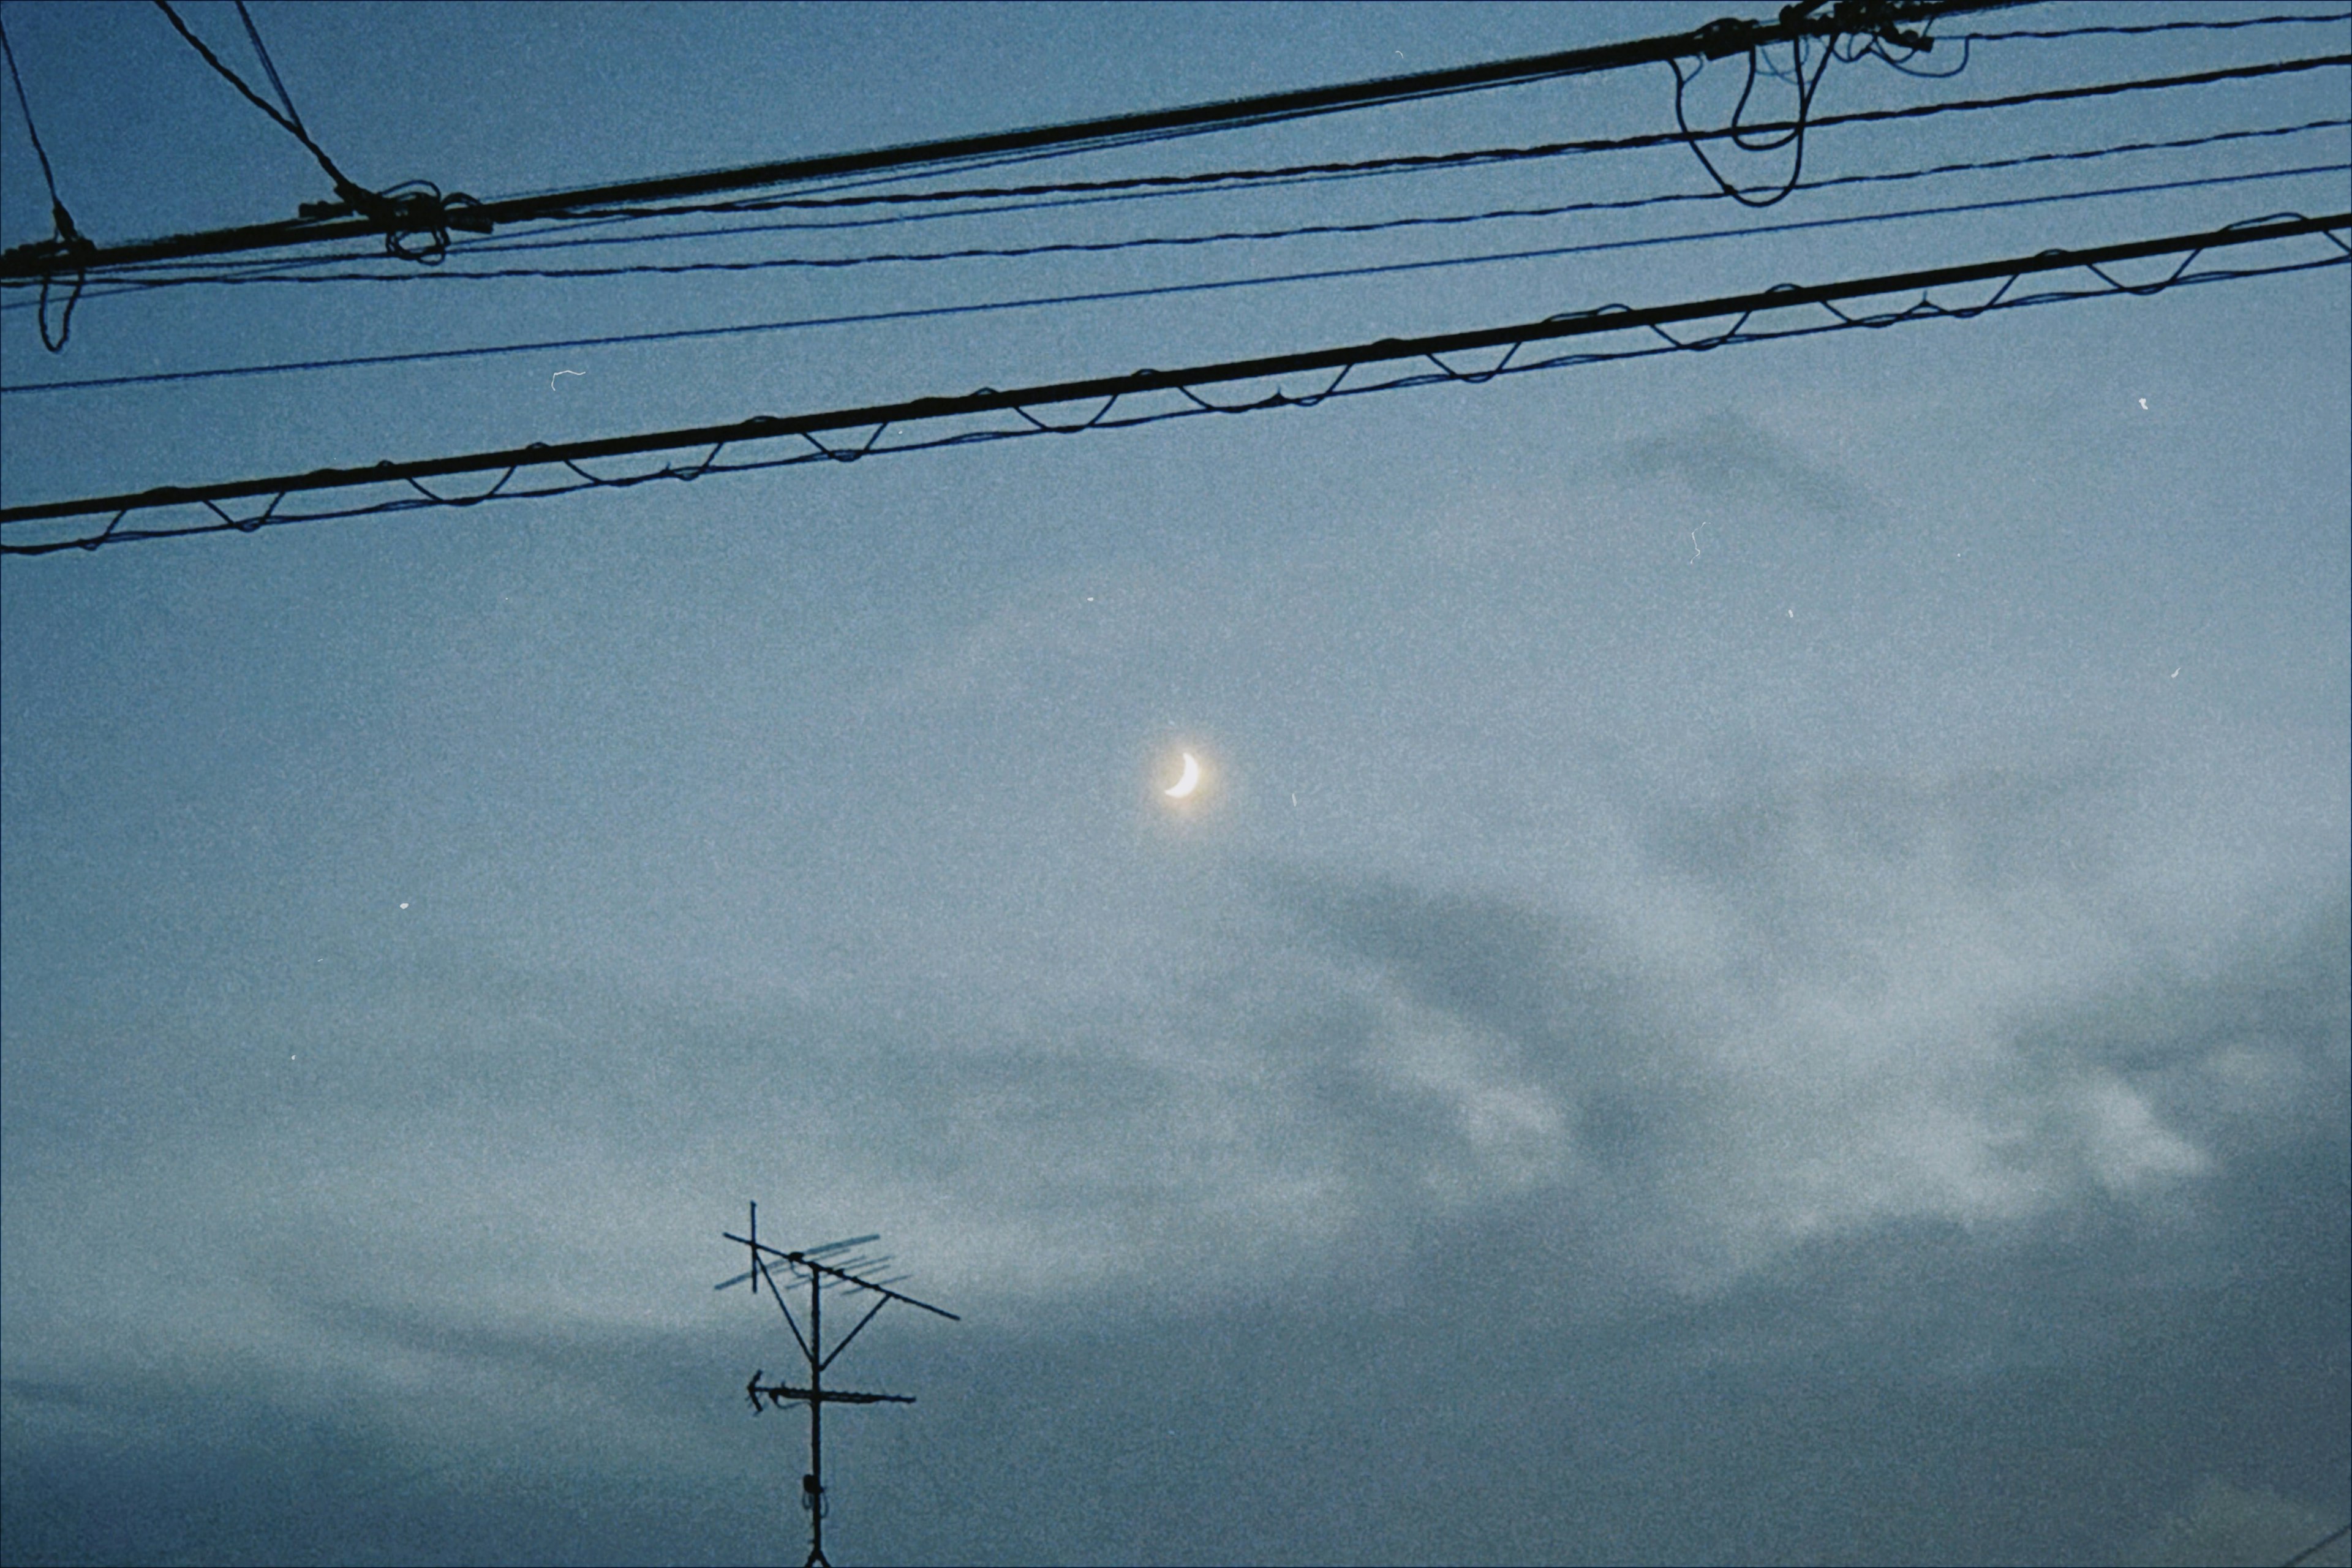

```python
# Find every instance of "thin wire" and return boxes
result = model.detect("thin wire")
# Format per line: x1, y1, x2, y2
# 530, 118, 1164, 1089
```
233, 0, 304, 132
152, 1, 344, 184
494, 12, 2350, 221
380, 115, 2352, 262
0, 15, 89, 350
509, 52, 2352, 227
1671, 30, 1842, 206
29, 145, 2344, 298
1, 17, 66, 213
149, 0, 480, 261
2280, 1520, 2351, 1568
13, 50, 2345, 292
1965, 10, 2351, 42
8, 236, 2340, 554
7, 165, 2343, 399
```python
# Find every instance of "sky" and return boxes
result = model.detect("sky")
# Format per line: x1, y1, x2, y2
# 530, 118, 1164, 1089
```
1, 2, 2347, 1564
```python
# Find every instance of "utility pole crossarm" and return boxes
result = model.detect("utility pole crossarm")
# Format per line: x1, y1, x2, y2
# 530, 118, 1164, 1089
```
0, 0, 2023, 281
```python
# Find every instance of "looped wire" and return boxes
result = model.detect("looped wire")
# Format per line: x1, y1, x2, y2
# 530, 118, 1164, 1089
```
152, 2, 489, 264
1669, 32, 1837, 209
3, 16, 96, 349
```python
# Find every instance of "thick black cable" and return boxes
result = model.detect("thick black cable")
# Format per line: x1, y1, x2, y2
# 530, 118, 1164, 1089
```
513, 51, 2352, 227
9, 162, 2341, 398
2, 0, 2025, 281
149, 0, 482, 262
352, 115, 2352, 264
17, 51, 2343, 306
1, 15, 89, 349
31, 117, 2341, 304
5, 241, 2343, 552
28, 145, 2342, 299
2, 208, 2342, 547
11, 46, 2341, 300
151, 1, 349, 189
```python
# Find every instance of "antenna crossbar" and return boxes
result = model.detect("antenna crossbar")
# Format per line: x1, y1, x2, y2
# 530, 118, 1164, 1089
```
723, 1229, 962, 1320
719, 1202, 957, 1567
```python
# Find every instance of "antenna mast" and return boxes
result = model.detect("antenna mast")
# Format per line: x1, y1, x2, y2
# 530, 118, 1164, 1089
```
715, 1202, 959, 1566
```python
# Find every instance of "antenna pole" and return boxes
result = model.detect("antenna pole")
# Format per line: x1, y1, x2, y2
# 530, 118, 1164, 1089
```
805, 1264, 826, 1567
717, 1208, 956, 1564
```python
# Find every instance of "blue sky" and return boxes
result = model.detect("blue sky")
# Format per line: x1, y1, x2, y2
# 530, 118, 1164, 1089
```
3, 4, 2347, 1563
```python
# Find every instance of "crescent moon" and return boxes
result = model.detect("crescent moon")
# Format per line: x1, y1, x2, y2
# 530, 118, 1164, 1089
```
1164, 752, 1200, 799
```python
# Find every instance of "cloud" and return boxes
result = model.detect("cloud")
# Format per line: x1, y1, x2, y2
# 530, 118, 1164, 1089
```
1613, 409, 1879, 524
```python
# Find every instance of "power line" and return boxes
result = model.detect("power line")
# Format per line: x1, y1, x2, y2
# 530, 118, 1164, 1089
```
4, 209, 2340, 549
110, 43, 2314, 278
232, 0, 305, 132
472, 51, 2352, 230
7, 234, 2337, 554
9, 162, 2341, 401
1, 13, 92, 349
0, 0, 2024, 281
72, 111, 2322, 290
29, 124, 2337, 299
10, 43, 2337, 304
2280, 1521, 2352, 1567
149, 0, 490, 262
1964, 9, 2349, 40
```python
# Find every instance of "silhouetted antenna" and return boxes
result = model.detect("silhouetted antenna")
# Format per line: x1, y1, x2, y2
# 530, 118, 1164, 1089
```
716, 1201, 958, 1567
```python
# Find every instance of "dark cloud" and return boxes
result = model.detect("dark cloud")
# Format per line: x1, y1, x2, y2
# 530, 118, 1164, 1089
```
1615, 411, 1879, 524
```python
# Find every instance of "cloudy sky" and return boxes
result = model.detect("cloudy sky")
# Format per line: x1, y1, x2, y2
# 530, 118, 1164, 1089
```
2, 2, 2346, 1563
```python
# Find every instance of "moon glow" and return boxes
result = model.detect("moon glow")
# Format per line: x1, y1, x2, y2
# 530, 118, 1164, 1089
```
1164, 752, 1201, 799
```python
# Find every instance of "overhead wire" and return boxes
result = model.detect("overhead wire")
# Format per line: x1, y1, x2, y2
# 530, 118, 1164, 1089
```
2278, 1520, 2351, 1568
1845, 6, 2352, 81
8, 4, 2337, 288
148, 0, 484, 260
1, 13, 91, 349
232, 0, 304, 131
4, 0, 2021, 284
6, 170, 2344, 399
4, 211, 2342, 552
486, 51, 2352, 228
1672, 27, 1842, 206
10, 50, 2343, 300
11, 126, 2340, 300
1961, 9, 2348, 41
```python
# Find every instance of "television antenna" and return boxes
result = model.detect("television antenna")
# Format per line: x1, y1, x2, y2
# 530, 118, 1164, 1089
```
717, 1202, 959, 1567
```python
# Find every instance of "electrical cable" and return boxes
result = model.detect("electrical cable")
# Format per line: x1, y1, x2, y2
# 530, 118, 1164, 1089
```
331, 114, 2352, 264
2280, 1520, 2351, 1568
20, 142, 2340, 299
2, 209, 2342, 549
3, 0, 2023, 282
486, 52, 2352, 229
15, 51, 2342, 301
1964, 9, 2349, 41
1879, 7, 2352, 78
1, 14, 91, 349
1672, 28, 1844, 206
149, 0, 484, 260
7, 161, 2340, 399
233, 0, 304, 132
